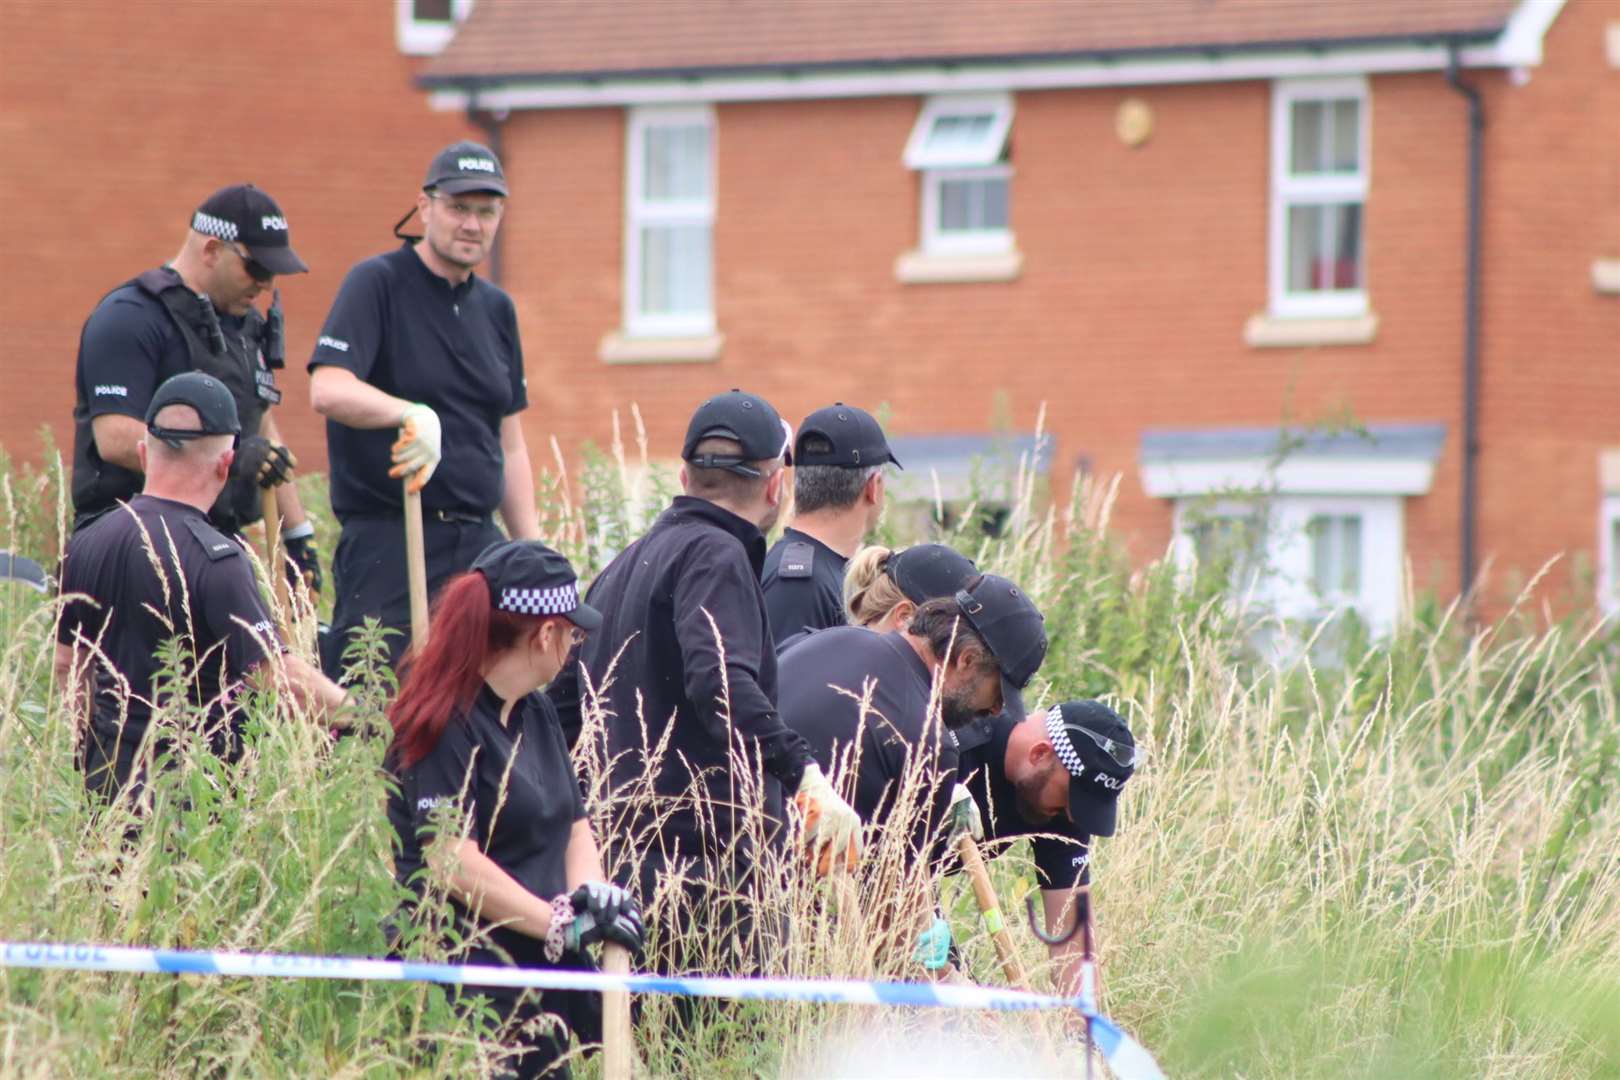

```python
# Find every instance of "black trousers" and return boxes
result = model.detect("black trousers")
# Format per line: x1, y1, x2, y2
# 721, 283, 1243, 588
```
321, 511, 505, 675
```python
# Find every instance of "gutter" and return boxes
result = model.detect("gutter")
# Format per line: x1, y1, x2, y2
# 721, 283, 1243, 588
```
465, 95, 509, 287
1446, 47, 1485, 605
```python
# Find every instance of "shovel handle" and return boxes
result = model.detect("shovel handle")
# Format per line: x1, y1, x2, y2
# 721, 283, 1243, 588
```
956, 832, 1030, 992
261, 487, 291, 636
601, 944, 634, 1080
404, 486, 429, 652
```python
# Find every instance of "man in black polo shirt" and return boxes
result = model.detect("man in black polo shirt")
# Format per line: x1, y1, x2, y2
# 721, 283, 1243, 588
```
55, 373, 346, 806
761, 403, 898, 648
548, 390, 863, 966
776, 574, 1048, 850
953, 699, 1138, 996
69, 184, 316, 585
309, 141, 539, 673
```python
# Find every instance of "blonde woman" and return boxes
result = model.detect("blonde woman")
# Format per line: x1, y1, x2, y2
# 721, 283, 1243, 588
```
841, 542, 980, 631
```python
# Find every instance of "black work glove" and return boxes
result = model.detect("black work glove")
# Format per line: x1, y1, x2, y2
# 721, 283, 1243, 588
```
569, 882, 646, 955
235, 435, 297, 489
284, 532, 322, 594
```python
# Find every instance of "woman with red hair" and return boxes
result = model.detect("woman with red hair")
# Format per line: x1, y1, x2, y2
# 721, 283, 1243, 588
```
386, 539, 643, 1079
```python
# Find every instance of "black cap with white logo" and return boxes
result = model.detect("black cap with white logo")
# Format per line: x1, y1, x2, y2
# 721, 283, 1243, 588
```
145, 372, 241, 449
472, 540, 602, 630
424, 140, 509, 197
681, 389, 794, 477
795, 403, 902, 470
191, 184, 308, 276
1044, 700, 1138, 836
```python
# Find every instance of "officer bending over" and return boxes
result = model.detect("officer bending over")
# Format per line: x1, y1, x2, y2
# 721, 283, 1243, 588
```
761, 403, 898, 648
55, 373, 346, 806
309, 142, 538, 673
70, 185, 317, 588
548, 390, 863, 965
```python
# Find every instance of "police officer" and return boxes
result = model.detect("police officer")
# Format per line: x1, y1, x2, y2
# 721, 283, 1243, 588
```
70, 184, 317, 585
761, 403, 898, 648
841, 543, 980, 634
309, 141, 538, 673
386, 540, 643, 1078
953, 699, 1139, 996
55, 373, 346, 806
777, 573, 1048, 849
548, 390, 863, 965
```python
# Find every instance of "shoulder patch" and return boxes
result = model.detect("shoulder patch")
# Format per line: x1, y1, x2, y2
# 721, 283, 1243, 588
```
184, 516, 240, 561
778, 541, 815, 579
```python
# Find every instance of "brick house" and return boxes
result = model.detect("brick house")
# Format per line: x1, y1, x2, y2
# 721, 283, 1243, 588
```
410, 0, 1620, 628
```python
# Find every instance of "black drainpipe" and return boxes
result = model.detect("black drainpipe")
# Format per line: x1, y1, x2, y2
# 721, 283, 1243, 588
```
1446, 47, 1484, 605
467, 93, 510, 286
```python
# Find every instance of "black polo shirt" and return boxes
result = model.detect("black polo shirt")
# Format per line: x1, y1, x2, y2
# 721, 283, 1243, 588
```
309, 243, 526, 518
761, 528, 848, 649
388, 684, 585, 966
955, 713, 1092, 890
777, 626, 957, 850
547, 495, 817, 850
56, 495, 282, 791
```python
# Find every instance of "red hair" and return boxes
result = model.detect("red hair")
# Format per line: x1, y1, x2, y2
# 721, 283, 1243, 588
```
387, 571, 551, 769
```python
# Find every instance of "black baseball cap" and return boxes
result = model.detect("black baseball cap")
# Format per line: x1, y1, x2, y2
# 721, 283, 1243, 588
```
145, 372, 241, 448
795, 403, 902, 470
424, 140, 509, 197
191, 184, 308, 276
954, 573, 1047, 691
681, 389, 794, 477
0, 552, 47, 593
887, 544, 978, 605
472, 540, 601, 630
1044, 701, 1138, 836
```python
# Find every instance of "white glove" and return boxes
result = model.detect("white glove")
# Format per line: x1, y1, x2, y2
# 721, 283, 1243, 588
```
793, 763, 863, 877
389, 403, 442, 494
948, 782, 983, 841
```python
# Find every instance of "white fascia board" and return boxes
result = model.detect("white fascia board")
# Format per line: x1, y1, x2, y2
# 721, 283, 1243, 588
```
1141, 457, 1437, 498
427, 19, 1559, 114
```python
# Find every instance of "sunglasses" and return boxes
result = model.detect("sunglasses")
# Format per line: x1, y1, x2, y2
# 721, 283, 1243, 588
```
226, 241, 274, 283
1071, 724, 1142, 769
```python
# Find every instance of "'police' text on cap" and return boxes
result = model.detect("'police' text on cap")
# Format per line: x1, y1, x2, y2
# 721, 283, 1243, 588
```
424, 140, 509, 197
192, 184, 308, 277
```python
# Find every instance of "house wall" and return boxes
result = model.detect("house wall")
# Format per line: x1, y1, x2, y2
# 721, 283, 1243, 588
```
0, 1, 474, 484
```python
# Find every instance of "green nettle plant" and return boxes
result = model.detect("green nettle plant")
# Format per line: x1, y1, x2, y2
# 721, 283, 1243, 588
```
0, 418, 1615, 1078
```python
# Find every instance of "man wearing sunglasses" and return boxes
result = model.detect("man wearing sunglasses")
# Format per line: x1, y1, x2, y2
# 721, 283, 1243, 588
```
69, 184, 318, 594
308, 141, 537, 675
950, 698, 1139, 997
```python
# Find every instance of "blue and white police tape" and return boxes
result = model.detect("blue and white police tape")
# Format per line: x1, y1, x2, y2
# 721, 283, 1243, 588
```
0, 940, 1164, 1077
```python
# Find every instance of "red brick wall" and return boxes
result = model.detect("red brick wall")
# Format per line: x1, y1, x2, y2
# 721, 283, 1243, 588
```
0, 0, 473, 477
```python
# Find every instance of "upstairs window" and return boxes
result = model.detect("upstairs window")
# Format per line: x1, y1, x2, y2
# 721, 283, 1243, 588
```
395, 0, 473, 55
904, 94, 1015, 256
624, 106, 715, 338
1270, 79, 1369, 318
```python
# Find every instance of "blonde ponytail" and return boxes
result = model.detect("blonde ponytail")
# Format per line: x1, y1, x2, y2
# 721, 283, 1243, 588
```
843, 544, 908, 627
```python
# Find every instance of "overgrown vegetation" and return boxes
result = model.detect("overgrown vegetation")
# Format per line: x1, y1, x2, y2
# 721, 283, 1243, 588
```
0, 418, 1616, 1078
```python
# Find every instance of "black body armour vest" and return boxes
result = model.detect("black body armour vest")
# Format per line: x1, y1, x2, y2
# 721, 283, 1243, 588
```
71, 268, 283, 533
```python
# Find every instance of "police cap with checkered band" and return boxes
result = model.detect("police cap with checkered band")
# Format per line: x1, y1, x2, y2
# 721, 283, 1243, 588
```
191, 184, 308, 276
471, 539, 602, 630
1044, 700, 1138, 836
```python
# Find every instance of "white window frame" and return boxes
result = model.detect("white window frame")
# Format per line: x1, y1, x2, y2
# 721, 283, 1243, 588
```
1600, 495, 1620, 615
623, 105, 717, 339
394, 0, 473, 56
905, 94, 1015, 258
1269, 77, 1370, 319
921, 165, 1015, 256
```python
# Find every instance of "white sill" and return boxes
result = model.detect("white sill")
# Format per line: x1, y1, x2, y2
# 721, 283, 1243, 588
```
895, 249, 1023, 284
1244, 313, 1379, 348
598, 331, 724, 365
1593, 257, 1620, 295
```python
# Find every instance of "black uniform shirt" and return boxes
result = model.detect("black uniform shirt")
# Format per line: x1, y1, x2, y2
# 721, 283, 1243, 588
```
309, 243, 526, 518
761, 528, 848, 649
547, 496, 817, 846
955, 713, 1092, 889
76, 285, 193, 427
388, 684, 586, 964
56, 495, 281, 757
777, 626, 958, 850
